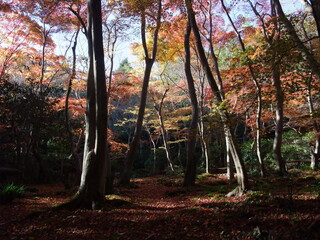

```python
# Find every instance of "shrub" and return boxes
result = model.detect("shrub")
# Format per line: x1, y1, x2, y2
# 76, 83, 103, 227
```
0, 183, 25, 204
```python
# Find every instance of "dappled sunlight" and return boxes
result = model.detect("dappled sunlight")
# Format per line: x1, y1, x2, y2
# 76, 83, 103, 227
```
1, 173, 319, 239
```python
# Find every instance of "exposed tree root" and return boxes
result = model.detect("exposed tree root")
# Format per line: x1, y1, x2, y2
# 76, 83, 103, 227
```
226, 186, 246, 197
52, 192, 105, 210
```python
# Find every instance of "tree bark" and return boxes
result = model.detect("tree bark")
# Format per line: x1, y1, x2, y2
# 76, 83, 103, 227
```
307, 74, 320, 170
183, 16, 199, 187
153, 89, 174, 171
184, 0, 248, 194
64, 29, 82, 185
221, 0, 265, 177
68, 0, 108, 209
119, 1, 162, 185
249, 0, 286, 176
270, 0, 287, 176
272, 54, 286, 176
273, 0, 320, 80
310, 0, 320, 37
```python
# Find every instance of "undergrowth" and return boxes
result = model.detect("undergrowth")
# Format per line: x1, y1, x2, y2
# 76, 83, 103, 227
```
0, 183, 25, 204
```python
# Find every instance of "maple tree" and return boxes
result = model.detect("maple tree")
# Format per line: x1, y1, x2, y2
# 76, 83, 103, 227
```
119, 0, 163, 185
1, 0, 320, 224
183, 15, 199, 186
221, 0, 266, 177
184, 0, 248, 195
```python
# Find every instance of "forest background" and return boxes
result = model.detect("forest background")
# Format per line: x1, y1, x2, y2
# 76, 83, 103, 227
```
0, 0, 319, 203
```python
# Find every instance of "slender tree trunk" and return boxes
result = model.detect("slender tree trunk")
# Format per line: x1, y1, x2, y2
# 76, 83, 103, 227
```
64, 29, 81, 185
153, 89, 174, 171
146, 128, 157, 174
158, 111, 174, 171
65, 29, 80, 155
198, 75, 210, 173
273, 0, 320, 80
198, 120, 209, 173
39, 26, 47, 95
119, 1, 162, 185
310, 0, 320, 37
221, 0, 265, 177
270, 1, 286, 175
272, 55, 286, 175
185, 0, 248, 195
82, 10, 96, 167
119, 60, 154, 185
104, 25, 117, 195
183, 16, 199, 187
307, 74, 320, 169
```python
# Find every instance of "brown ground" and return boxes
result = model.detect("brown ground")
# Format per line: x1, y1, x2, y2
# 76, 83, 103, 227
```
0, 171, 319, 240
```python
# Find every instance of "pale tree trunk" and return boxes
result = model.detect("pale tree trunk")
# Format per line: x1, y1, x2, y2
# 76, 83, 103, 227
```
202, 0, 236, 179
146, 128, 157, 174
157, 110, 174, 171
307, 74, 320, 170
197, 72, 210, 173
222, 0, 265, 177
119, 1, 162, 185
271, 1, 286, 175
272, 94, 285, 176
198, 119, 210, 174
225, 136, 234, 180
184, 0, 248, 195
183, 16, 199, 187
153, 89, 174, 171
272, 49, 286, 176
249, 0, 286, 176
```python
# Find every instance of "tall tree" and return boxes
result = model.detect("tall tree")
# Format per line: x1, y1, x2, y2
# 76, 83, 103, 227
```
306, 0, 320, 37
222, 0, 266, 177
183, 16, 199, 187
119, 0, 162, 185
273, 0, 320, 80
184, 0, 248, 195
66, 0, 108, 209
248, 0, 287, 176
151, 88, 175, 171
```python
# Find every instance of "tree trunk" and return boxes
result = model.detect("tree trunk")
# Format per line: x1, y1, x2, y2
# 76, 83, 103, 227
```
307, 74, 320, 170
67, 0, 108, 209
273, 0, 320, 80
64, 28, 82, 186
221, 0, 265, 177
310, 0, 320, 37
153, 88, 174, 171
146, 128, 157, 174
184, 0, 248, 195
158, 111, 174, 171
225, 136, 234, 180
198, 120, 210, 174
311, 135, 320, 170
272, 58, 286, 176
183, 16, 199, 187
119, 60, 154, 185
198, 72, 209, 173
119, 1, 162, 185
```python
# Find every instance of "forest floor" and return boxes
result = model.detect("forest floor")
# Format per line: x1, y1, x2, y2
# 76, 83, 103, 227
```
0, 170, 320, 240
